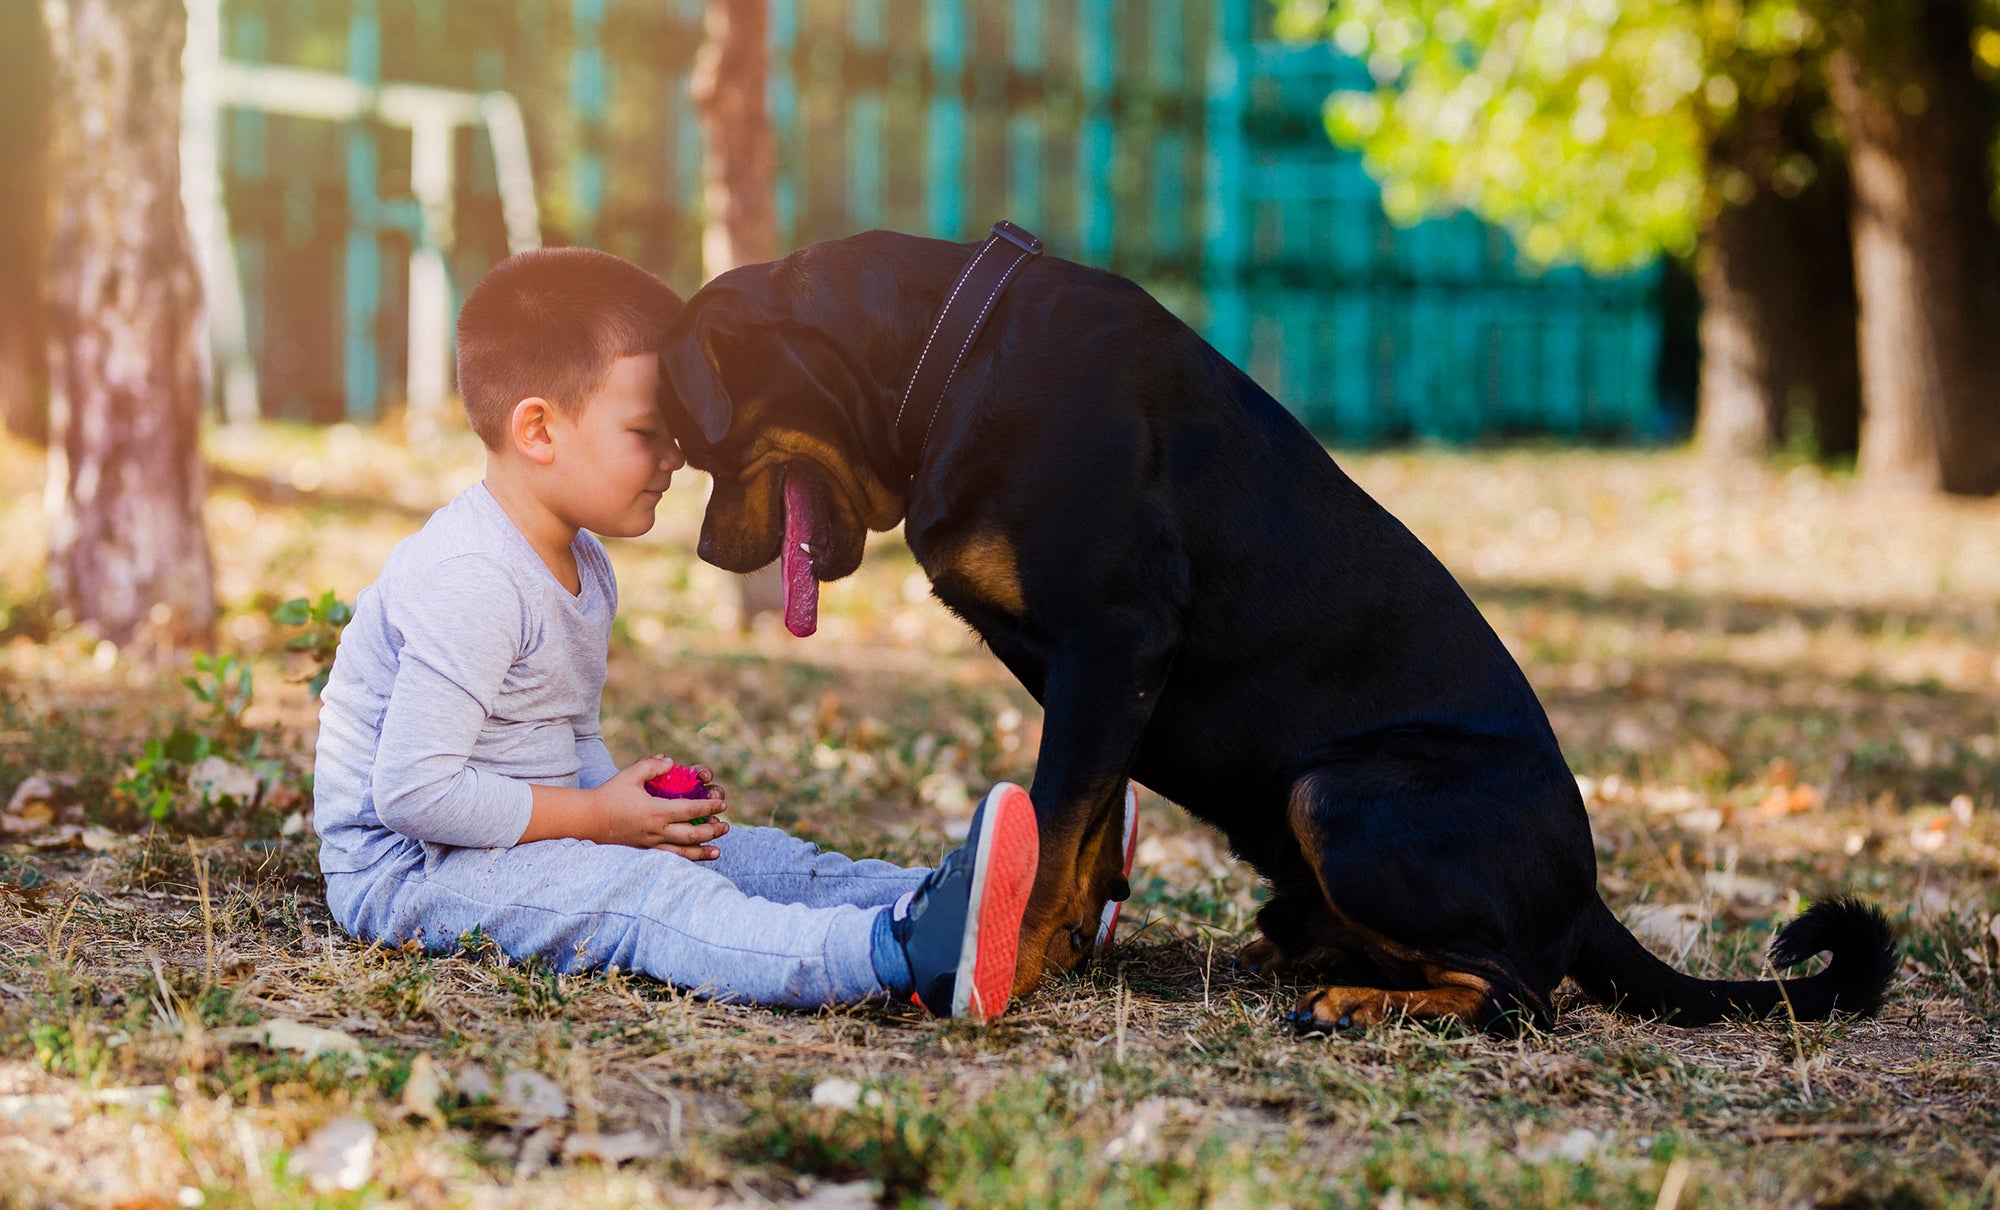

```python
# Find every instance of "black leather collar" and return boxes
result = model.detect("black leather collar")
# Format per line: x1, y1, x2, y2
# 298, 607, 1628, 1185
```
893, 220, 1044, 465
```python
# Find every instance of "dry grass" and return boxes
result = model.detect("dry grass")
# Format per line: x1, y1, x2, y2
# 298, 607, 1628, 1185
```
1, 426, 1996, 1208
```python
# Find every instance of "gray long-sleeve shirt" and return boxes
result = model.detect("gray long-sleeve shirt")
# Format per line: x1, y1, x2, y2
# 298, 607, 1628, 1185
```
313, 481, 620, 875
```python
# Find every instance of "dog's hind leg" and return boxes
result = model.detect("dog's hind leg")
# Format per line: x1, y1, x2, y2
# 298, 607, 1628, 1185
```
1276, 748, 1574, 1033
1240, 857, 1386, 983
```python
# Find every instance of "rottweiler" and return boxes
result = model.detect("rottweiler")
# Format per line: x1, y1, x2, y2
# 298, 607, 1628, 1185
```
655, 229, 1895, 1032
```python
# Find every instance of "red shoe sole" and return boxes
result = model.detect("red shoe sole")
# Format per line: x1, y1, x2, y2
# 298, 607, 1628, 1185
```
953, 784, 1039, 1022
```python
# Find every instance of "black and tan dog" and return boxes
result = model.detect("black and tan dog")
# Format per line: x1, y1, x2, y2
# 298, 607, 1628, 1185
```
656, 230, 1895, 1031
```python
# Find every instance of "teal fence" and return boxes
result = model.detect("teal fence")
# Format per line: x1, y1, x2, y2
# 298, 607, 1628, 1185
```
1204, 20, 1662, 441
213, 0, 1663, 440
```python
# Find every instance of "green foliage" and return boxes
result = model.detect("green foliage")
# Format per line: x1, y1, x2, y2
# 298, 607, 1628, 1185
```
272, 590, 353, 699
183, 651, 253, 732
115, 727, 214, 821
1272, 0, 1832, 270
119, 635, 311, 823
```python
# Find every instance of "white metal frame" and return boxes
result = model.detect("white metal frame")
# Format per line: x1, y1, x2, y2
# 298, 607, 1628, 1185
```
180, 0, 541, 427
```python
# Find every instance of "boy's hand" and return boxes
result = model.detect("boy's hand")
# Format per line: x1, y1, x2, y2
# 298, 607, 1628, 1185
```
597, 755, 730, 858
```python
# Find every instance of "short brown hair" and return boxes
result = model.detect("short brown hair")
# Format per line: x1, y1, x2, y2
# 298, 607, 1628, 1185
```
455, 247, 683, 448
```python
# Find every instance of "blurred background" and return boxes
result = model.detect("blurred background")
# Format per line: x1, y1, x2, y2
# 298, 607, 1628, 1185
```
0, 0, 1994, 728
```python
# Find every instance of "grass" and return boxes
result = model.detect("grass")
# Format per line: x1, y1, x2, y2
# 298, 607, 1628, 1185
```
1, 424, 1997, 1207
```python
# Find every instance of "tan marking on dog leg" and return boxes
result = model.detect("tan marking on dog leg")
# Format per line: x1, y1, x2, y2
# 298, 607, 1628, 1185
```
942, 534, 1027, 614
1293, 974, 1492, 1029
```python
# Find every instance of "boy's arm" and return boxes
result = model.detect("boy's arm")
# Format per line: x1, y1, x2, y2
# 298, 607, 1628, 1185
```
369, 557, 539, 847
519, 757, 728, 856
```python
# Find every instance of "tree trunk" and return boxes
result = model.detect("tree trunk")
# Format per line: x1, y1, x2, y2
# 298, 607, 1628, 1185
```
41, 0, 217, 647
692, 0, 779, 277
692, 0, 787, 628
1828, 1, 2000, 495
0, 0, 50, 444
1695, 97, 1861, 463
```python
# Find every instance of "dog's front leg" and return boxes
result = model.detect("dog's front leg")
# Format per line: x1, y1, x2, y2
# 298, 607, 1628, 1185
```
1016, 625, 1175, 994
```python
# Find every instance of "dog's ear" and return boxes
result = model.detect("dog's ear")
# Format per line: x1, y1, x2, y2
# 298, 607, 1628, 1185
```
659, 266, 782, 447
659, 305, 735, 447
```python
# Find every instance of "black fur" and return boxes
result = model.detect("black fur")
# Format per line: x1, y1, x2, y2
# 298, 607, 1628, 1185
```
657, 230, 1899, 1029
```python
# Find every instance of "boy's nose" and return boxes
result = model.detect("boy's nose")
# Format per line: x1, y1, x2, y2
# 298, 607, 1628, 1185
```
662, 444, 687, 472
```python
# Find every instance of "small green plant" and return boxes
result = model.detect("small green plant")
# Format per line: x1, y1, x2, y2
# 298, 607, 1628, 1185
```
115, 727, 212, 821
119, 649, 283, 821
184, 651, 253, 732
272, 590, 353, 698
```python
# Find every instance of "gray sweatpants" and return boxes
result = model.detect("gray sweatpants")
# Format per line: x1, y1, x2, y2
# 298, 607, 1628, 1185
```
324, 824, 930, 1008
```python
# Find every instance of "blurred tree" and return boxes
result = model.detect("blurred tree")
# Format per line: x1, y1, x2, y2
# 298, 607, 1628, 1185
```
1278, 0, 2000, 491
1826, 1, 2000, 494
0, 0, 49, 444
692, 0, 787, 627
1695, 77, 1860, 462
41, 0, 217, 646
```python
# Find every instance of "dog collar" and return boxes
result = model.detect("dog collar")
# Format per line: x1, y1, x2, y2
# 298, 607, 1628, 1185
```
893, 219, 1044, 465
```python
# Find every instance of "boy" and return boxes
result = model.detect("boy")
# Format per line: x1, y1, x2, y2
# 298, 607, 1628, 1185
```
313, 247, 1039, 1019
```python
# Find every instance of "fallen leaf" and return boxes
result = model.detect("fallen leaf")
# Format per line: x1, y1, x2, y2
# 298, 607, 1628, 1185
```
400, 1053, 447, 1127
0, 773, 58, 833
1910, 813, 1951, 854
1640, 786, 1708, 815
187, 756, 260, 805
561, 1130, 660, 1165
80, 826, 125, 852
1104, 1098, 1174, 1163
291, 1116, 375, 1192
454, 1062, 496, 1102
917, 772, 970, 817
5, 774, 66, 817
1757, 784, 1821, 817
498, 1069, 567, 1130
27, 824, 84, 848
0, 1093, 74, 1130
1702, 870, 1782, 904
1625, 903, 1708, 953
92, 1085, 168, 1111
794, 1181, 883, 1208
212, 1019, 366, 1072
1518, 1128, 1601, 1163
809, 1078, 880, 1111
1674, 807, 1727, 834
514, 1124, 560, 1179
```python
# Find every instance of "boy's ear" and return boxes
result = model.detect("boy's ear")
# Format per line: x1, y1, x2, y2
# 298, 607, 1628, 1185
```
509, 396, 559, 464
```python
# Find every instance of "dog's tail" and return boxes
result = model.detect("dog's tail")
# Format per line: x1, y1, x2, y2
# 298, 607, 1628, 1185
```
1569, 895, 1896, 1024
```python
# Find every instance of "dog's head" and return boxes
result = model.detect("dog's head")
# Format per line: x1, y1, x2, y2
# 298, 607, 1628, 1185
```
658, 255, 912, 611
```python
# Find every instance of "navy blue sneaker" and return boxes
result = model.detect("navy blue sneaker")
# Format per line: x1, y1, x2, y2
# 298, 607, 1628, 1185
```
896, 782, 1040, 1021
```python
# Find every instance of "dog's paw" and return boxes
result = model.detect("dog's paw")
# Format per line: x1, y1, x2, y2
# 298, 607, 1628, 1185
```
1238, 935, 1286, 975
1286, 986, 1391, 1034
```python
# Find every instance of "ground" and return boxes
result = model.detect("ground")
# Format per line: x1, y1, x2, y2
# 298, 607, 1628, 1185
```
1, 425, 1996, 1209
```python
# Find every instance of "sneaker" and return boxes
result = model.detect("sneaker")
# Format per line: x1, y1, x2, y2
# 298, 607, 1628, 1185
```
1093, 782, 1140, 952
897, 782, 1040, 1021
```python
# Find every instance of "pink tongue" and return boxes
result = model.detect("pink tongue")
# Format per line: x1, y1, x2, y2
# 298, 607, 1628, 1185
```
782, 468, 819, 637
